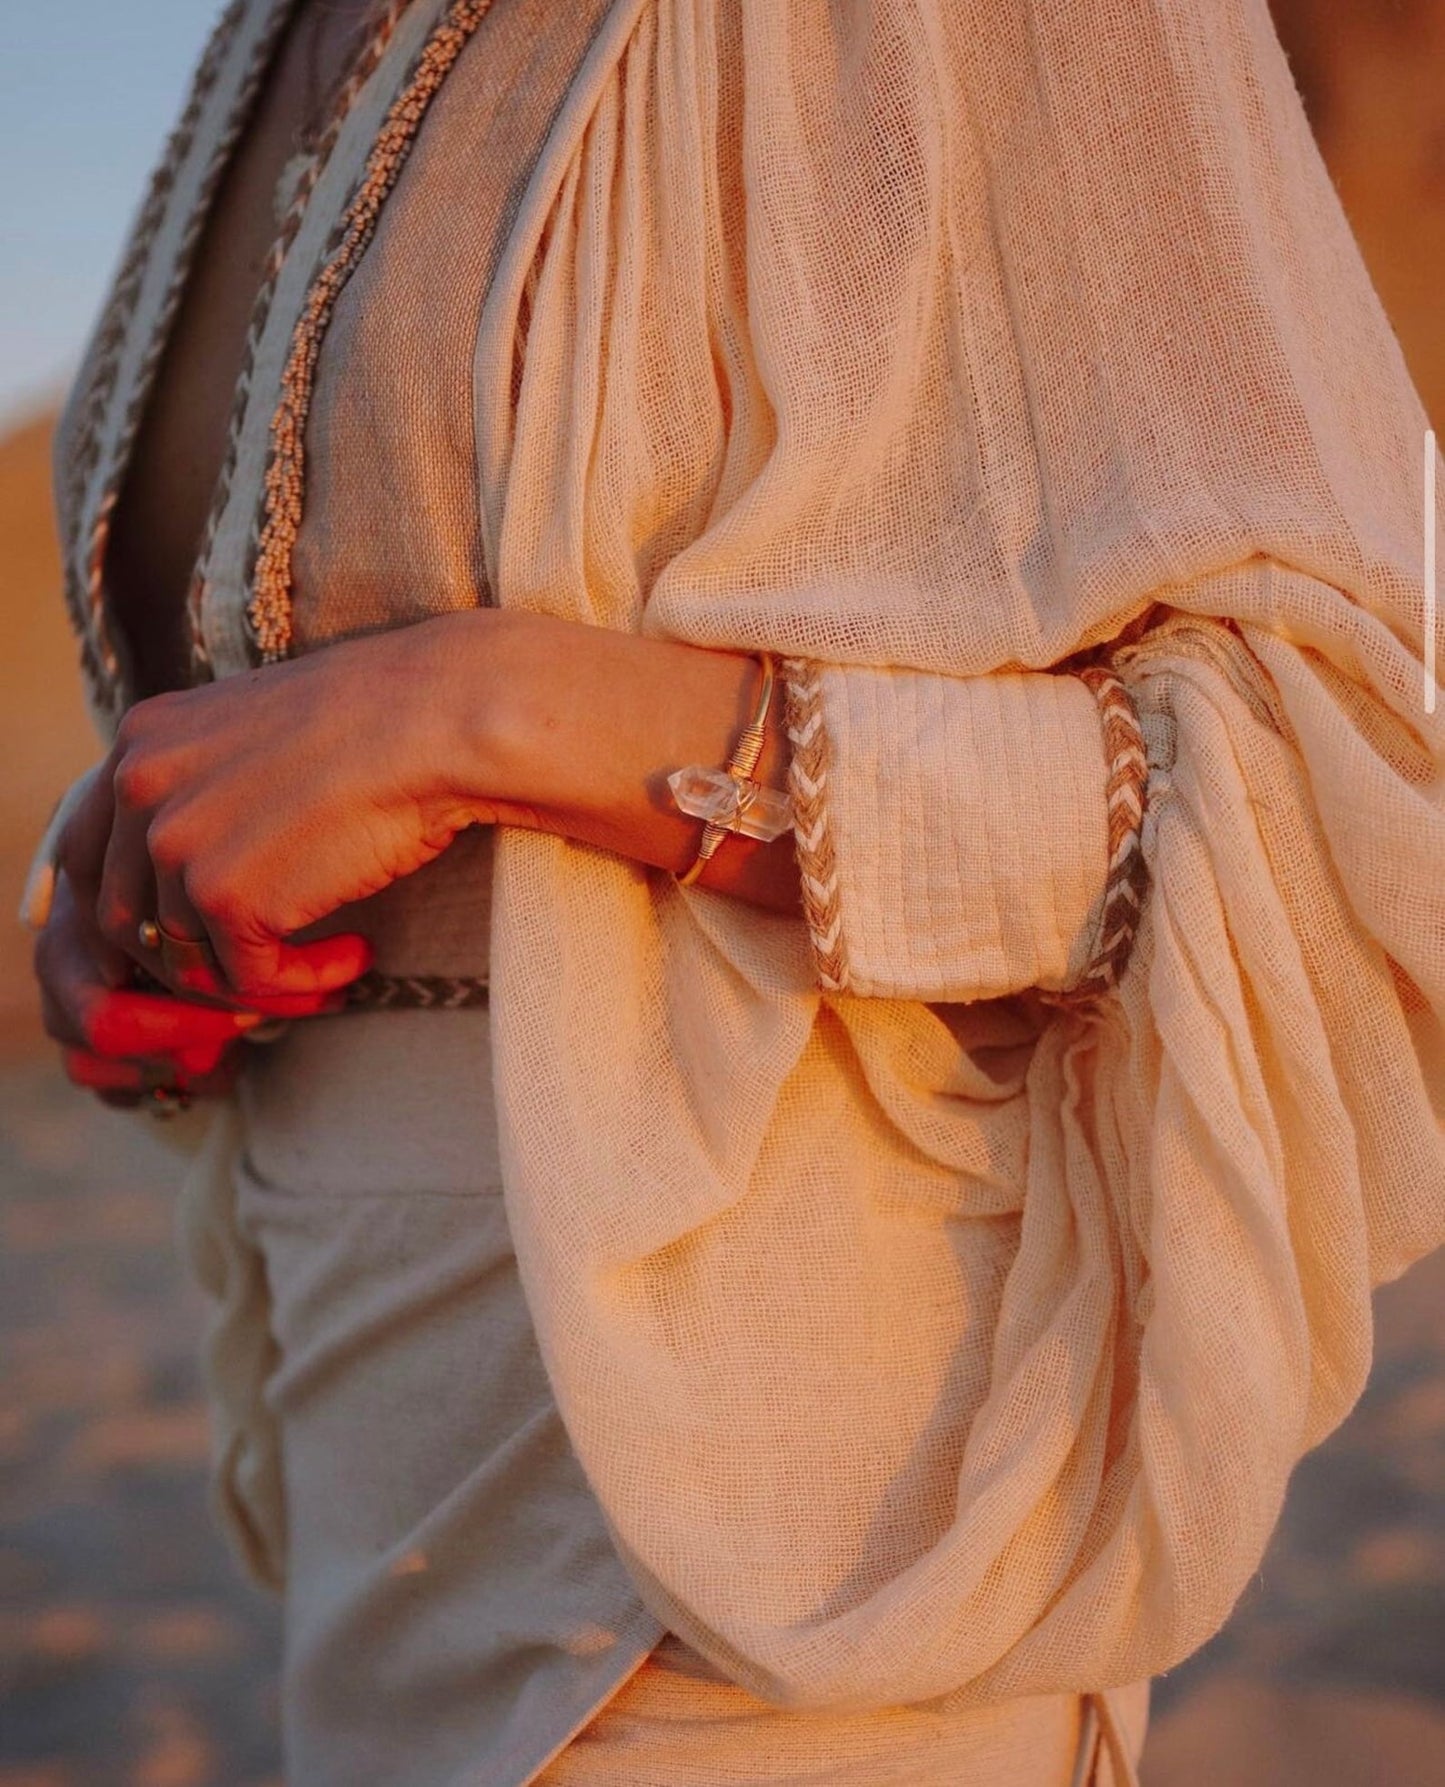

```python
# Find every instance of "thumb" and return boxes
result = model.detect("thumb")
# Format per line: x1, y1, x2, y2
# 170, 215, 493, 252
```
216, 929, 373, 1001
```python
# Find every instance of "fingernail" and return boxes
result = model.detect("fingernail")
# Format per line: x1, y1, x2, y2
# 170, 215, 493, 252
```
233, 1012, 266, 1029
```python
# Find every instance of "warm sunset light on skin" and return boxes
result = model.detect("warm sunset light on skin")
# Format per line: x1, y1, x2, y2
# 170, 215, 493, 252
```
3, 4, 1443, 1785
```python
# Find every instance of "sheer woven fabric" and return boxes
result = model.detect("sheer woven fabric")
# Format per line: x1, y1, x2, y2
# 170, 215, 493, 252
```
41, 0, 1444, 1746
463, 0, 1445, 1712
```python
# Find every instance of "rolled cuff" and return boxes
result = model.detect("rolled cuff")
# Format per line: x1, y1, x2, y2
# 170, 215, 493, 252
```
781, 661, 1112, 1001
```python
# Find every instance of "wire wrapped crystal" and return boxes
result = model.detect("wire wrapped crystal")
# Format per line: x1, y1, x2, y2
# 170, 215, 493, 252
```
667, 765, 794, 842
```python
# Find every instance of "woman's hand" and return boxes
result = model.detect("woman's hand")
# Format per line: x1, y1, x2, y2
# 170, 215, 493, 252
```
34, 868, 267, 1109
52, 607, 801, 1018
55, 619, 522, 1003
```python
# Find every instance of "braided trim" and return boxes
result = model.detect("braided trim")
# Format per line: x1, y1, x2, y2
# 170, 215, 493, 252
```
780, 658, 848, 993
1044, 662, 1151, 1006
186, 0, 413, 678
343, 971, 490, 1011
246, 0, 497, 662
61, 0, 276, 710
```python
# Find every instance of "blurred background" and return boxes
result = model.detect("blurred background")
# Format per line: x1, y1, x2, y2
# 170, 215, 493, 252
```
1, 2, 1442, 1783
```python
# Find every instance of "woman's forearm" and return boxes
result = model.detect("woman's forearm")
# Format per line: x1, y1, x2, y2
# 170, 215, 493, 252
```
431, 609, 804, 915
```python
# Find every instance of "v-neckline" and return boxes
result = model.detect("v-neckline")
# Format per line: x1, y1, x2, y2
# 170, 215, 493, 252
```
60, 0, 303, 719
63, 0, 442, 715
62, 0, 628, 718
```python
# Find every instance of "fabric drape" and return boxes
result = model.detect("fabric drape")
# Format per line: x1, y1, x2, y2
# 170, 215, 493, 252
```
466, 0, 1445, 1711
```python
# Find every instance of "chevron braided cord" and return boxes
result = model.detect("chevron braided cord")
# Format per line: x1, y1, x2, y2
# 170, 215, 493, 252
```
780, 658, 848, 993
1043, 661, 1151, 1008
342, 972, 491, 1011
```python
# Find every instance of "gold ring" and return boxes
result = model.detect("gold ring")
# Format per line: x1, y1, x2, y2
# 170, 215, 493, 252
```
137, 915, 220, 979
155, 923, 220, 981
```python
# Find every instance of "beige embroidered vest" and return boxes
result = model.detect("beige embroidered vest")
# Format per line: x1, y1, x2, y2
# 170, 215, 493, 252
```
52, 0, 618, 992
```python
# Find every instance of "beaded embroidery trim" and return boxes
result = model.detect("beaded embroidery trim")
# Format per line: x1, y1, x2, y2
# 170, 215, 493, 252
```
187, 0, 416, 677
60, 0, 291, 715
246, 0, 498, 662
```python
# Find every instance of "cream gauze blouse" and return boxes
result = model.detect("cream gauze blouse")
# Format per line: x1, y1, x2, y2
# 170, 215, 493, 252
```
46, 0, 1445, 1740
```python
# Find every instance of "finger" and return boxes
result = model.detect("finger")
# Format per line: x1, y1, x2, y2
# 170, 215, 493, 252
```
150, 868, 219, 999
208, 928, 374, 1002
125, 953, 353, 1019
63, 1049, 152, 1093
95, 803, 159, 973
55, 867, 134, 991
62, 1048, 239, 1102
37, 869, 131, 1018
56, 761, 118, 898
173, 1038, 240, 1077
206, 985, 352, 1019
83, 990, 265, 1058
35, 882, 165, 1050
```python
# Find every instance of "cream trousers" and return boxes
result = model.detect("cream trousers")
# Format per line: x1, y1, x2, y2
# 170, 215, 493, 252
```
210, 1004, 1148, 1785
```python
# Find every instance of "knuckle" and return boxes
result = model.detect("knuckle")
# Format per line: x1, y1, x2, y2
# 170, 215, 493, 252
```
115, 693, 174, 745
112, 753, 160, 812
146, 816, 189, 877
95, 888, 131, 944
184, 865, 237, 926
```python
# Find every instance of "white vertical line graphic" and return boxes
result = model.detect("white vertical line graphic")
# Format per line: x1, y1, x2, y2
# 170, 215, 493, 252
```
1427, 429, 1437, 716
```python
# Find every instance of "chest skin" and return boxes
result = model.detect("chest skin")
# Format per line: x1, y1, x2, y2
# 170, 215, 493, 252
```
103, 0, 380, 700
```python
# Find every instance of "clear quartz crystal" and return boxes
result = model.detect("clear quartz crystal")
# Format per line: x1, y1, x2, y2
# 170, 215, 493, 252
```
667, 766, 794, 841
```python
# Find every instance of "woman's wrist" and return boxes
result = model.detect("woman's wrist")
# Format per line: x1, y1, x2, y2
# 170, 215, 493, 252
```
424, 608, 801, 913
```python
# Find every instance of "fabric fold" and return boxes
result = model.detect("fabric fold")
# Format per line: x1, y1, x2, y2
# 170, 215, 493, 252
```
778, 661, 1112, 1001
473, 0, 1445, 1711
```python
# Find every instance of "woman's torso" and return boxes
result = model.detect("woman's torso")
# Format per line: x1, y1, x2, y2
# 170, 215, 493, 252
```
55, 2, 1142, 1779
104, 0, 379, 698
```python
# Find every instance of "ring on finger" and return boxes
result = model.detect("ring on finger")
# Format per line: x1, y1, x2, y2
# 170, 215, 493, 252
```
137, 916, 222, 983
137, 1061, 193, 1118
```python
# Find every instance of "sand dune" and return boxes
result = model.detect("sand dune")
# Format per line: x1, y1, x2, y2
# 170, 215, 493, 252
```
0, 413, 98, 1055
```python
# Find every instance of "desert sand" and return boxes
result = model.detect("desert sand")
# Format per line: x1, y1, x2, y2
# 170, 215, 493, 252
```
3, 4, 1444, 1774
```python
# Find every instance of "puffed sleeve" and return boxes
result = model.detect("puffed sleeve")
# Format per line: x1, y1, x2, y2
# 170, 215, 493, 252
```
472, 0, 1445, 1710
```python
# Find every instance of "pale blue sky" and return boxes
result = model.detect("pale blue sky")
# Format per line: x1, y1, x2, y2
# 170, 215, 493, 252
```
1, 1, 220, 427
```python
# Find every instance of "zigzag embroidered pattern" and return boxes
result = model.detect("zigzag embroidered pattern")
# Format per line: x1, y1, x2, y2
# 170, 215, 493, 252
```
343, 972, 490, 1011
780, 658, 848, 993
1045, 662, 1151, 1006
